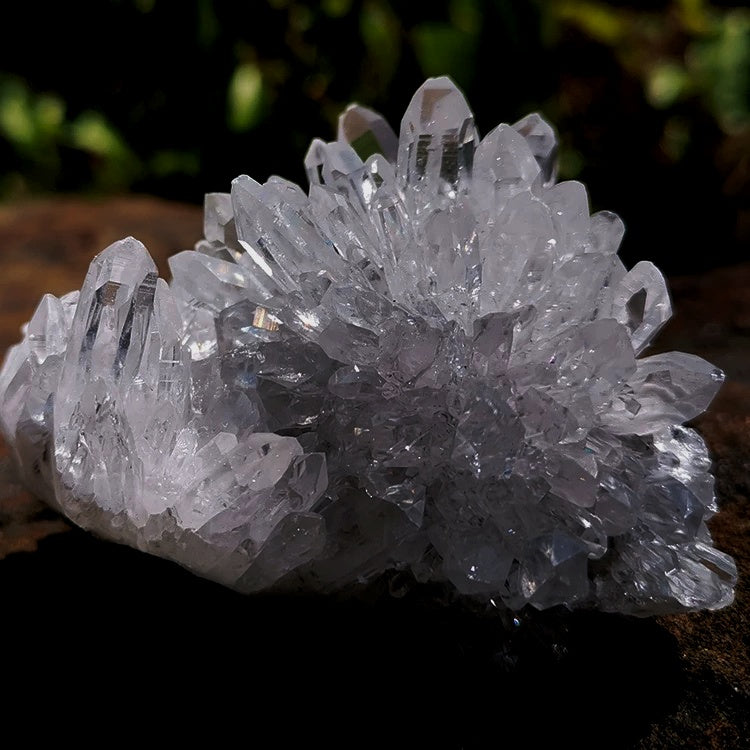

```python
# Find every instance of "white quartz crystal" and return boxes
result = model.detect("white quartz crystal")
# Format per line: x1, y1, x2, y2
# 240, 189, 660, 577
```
0, 78, 736, 613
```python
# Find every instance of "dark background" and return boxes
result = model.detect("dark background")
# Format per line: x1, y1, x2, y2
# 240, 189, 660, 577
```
0, 0, 748, 274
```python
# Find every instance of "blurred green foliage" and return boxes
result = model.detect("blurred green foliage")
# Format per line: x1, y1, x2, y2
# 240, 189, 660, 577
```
0, 0, 748, 271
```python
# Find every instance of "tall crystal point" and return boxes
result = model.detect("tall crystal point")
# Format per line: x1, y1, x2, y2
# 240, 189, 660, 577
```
0, 78, 736, 614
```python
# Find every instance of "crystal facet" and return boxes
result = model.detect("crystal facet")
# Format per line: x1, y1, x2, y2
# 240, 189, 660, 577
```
0, 78, 735, 614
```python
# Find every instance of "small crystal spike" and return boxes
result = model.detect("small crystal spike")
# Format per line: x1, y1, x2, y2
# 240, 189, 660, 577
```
338, 103, 399, 163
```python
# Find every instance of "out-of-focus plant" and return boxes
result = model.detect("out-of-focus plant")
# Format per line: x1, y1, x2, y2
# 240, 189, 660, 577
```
547, 0, 750, 141
0, 0, 747, 272
540, 0, 749, 272
0, 76, 140, 193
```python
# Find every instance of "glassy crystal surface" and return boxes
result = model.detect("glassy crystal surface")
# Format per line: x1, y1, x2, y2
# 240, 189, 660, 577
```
0, 78, 736, 614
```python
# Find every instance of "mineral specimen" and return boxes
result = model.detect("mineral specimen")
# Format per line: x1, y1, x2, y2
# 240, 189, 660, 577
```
0, 78, 736, 614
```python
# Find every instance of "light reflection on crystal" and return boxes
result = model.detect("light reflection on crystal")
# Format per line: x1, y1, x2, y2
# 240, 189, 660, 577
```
0, 78, 736, 613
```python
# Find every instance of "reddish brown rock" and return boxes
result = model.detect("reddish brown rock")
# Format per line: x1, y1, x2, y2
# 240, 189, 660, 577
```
0, 197, 747, 746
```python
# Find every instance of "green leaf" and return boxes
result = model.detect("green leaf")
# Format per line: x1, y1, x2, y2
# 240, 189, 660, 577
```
228, 62, 265, 132
553, 1, 623, 46
71, 111, 130, 157
690, 10, 750, 131
0, 80, 35, 148
647, 63, 692, 109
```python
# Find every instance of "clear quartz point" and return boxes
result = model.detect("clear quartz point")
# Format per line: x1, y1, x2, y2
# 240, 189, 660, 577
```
513, 112, 559, 187
338, 103, 399, 163
0, 79, 734, 613
397, 76, 479, 208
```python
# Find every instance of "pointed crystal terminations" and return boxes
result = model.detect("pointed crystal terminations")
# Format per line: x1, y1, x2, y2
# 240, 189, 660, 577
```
513, 112, 558, 187
0, 77, 735, 613
397, 77, 479, 212
338, 104, 399, 163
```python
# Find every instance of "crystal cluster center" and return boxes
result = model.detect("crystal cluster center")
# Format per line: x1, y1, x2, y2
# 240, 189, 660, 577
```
0, 78, 736, 613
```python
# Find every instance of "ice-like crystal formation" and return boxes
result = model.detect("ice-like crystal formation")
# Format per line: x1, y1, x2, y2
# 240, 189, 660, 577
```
0, 78, 736, 613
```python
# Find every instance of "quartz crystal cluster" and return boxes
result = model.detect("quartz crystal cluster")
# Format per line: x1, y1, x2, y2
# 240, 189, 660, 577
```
0, 78, 736, 613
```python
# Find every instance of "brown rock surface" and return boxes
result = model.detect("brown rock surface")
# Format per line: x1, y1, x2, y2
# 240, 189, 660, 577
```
0, 197, 747, 746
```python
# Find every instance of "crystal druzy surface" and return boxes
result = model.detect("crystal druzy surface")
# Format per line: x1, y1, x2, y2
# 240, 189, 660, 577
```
0, 78, 737, 613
